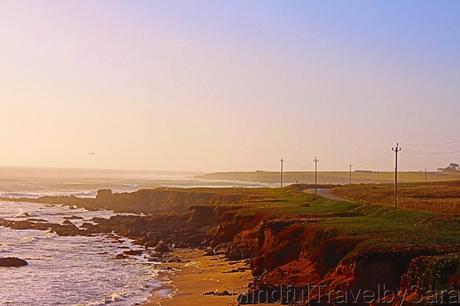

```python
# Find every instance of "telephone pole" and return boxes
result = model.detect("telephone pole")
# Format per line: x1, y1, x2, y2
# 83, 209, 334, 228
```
392, 143, 401, 208
280, 158, 284, 188
313, 157, 319, 194
349, 164, 352, 184
425, 168, 427, 183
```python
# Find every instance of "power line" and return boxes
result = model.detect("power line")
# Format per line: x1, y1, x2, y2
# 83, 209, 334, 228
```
286, 160, 311, 170
405, 149, 460, 155
403, 139, 460, 147
355, 151, 393, 170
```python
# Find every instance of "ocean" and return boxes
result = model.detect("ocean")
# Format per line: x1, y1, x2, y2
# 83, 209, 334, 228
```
0, 167, 265, 305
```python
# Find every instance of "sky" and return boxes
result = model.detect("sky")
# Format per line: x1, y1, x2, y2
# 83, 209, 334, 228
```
0, 0, 459, 172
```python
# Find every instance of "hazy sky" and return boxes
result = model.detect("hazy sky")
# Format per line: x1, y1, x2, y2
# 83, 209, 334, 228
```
1, 1, 459, 172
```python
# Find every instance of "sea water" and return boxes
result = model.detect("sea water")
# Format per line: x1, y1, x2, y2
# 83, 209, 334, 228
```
0, 201, 166, 305
0, 166, 261, 305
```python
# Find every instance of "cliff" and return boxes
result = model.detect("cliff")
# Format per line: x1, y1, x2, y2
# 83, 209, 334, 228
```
1, 187, 271, 214
4, 185, 460, 305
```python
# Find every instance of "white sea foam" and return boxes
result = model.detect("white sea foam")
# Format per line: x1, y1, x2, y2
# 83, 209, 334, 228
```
15, 208, 31, 217
0, 200, 161, 305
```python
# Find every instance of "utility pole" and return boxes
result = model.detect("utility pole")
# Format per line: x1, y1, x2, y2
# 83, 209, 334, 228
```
392, 143, 401, 208
349, 164, 352, 184
425, 168, 427, 183
280, 158, 284, 188
313, 157, 319, 194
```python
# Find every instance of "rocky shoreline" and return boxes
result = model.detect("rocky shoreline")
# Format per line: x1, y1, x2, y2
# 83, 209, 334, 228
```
3, 186, 460, 305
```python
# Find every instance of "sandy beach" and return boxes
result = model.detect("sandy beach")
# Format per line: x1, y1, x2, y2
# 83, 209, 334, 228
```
145, 249, 253, 306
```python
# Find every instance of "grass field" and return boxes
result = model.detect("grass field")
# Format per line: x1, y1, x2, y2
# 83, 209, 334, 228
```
196, 183, 460, 250
198, 171, 460, 185
333, 180, 460, 215
227, 185, 460, 253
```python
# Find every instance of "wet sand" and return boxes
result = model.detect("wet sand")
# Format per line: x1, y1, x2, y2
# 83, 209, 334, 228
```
144, 249, 253, 306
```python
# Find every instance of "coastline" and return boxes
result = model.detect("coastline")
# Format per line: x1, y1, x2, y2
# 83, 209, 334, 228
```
145, 249, 253, 306
5, 184, 460, 305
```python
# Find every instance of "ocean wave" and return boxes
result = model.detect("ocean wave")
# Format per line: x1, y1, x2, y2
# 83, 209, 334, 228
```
0, 201, 161, 306
0, 190, 98, 199
109, 293, 126, 303
0, 186, 143, 200
15, 209, 31, 217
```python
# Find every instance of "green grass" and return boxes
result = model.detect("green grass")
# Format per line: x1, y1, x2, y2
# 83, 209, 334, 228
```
224, 185, 460, 255
221, 185, 359, 217
238, 197, 360, 217
323, 206, 460, 244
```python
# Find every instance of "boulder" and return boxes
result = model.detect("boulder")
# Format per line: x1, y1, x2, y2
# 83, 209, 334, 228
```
96, 189, 113, 201
154, 241, 170, 253
0, 257, 28, 267
64, 215, 84, 220
115, 254, 129, 260
27, 218, 48, 223
123, 249, 143, 256
203, 290, 233, 296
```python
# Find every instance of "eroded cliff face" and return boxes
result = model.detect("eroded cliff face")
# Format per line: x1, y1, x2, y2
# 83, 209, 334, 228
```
203, 213, 460, 305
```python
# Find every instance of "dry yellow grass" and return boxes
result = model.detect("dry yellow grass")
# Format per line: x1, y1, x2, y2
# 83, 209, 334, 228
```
333, 180, 460, 215
198, 171, 460, 185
